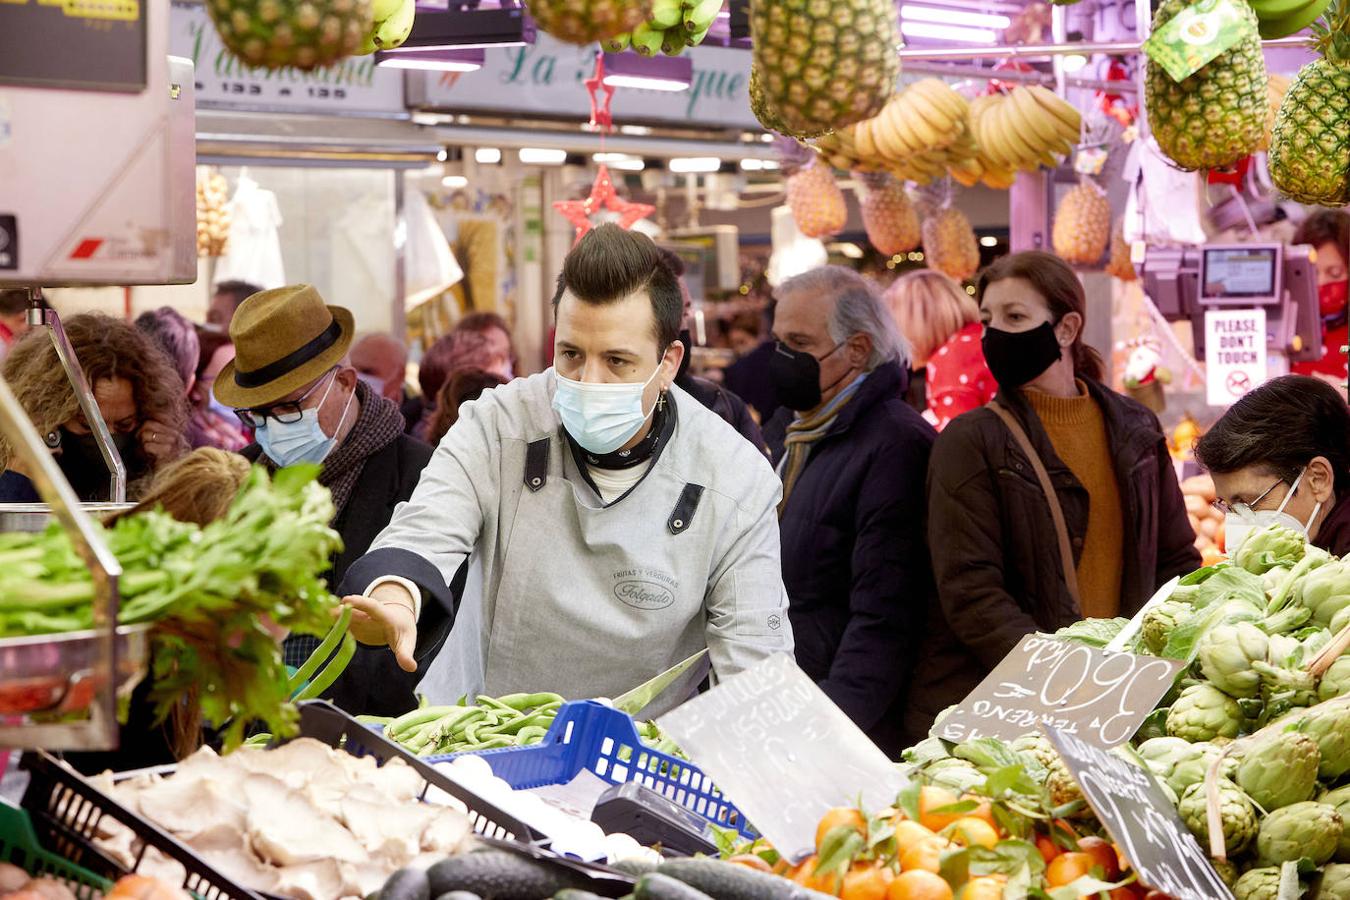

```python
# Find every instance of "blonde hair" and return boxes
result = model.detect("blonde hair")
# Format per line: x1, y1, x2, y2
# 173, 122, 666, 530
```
114, 447, 251, 528
884, 270, 979, 368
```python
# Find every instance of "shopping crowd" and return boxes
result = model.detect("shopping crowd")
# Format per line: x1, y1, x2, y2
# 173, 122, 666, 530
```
0, 209, 1347, 761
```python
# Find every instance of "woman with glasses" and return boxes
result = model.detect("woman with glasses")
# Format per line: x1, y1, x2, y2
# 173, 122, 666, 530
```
1195, 374, 1350, 556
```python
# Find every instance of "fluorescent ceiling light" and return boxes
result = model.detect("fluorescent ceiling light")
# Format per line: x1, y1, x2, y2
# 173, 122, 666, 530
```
900, 21, 999, 42
475, 147, 502, 164
832, 242, 865, 259
669, 157, 721, 173
519, 148, 568, 165
979, 235, 999, 247
602, 52, 693, 92
603, 74, 691, 92
442, 175, 468, 188
436, 148, 448, 161
1061, 53, 1089, 72
594, 153, 645, 171
620, 124, 654, 136
902, 5, 1010, 28
376, 52, 484, 71
740, 158, 764, 171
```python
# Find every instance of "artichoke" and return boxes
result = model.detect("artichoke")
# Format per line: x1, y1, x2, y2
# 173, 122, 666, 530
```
925, 757, 983, 794
1199, 621, 1270, 698
1213, 857, 1240, 889
1011, 733, 1059, 774
1321, 657, 1350, 703
1137, 737, 1236, 795
1235, 524, 1307, 574
1332, 605, 1350, 637
1235, 729, 1320, 811
1317, 863, 1350, 899
1142, 597, 1193, 654
1167, 683, 1246, 742
1234, 867, 1282, 900
1256, 800, 1342, 866
1321, 785, 1350, 862
1178, 778, 1258, 856
1297, 558, 1350, 626
1301, 702, 1350, 779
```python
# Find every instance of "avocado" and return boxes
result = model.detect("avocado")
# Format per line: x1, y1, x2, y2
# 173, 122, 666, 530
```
633, 873, 715, 900
427, 850, 590, 899
380, 867, 431, 900
658, 858, 836, 900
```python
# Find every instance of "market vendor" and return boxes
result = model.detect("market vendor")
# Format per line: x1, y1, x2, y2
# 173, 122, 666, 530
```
339, 225, 793, 714
1195, 374, 1350, 557
1291, 210, 1350, 384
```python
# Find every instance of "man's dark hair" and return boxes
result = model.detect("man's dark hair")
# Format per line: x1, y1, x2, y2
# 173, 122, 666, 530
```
1195, 375, 1350, 494
214, 280, 263, 312
0, 289, 29, 316
135, 306, 200, 386
551, 224, 682, 353
657, 247, 686, 278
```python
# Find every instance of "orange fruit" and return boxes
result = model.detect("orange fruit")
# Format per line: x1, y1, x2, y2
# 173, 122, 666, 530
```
818, 807, 869, 852
841, 864, 895, 900
955, 876, 1006, 900
791, 854, 819, 886
727, 854, 772, 873
887, 869, 954, 900
947, 817, 999, 850
900, 836, 951, 874
893, 820, 939, 855
958, 795, 998, 830
1077, 836, 1122, 881
1036, 834, 1062, 864
1046, 851, 1096, 888
918, 786, 963, 832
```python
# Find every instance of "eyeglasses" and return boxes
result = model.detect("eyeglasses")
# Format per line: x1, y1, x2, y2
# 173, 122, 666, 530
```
235, 369, 335, 428
1211, 477, 1286, 517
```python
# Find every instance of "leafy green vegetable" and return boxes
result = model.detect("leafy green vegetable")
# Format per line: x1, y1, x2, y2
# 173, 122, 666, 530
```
1047, 617, 1130, 648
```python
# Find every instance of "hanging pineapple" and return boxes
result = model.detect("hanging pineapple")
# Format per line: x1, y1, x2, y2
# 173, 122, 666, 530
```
1269, 0, 1350, 206
922, 206, 980, 283
1052, 179, 1111, 266
525, 0, 650, 44
778, 138, 847, 239
1106, 218, 1137, 281
856, 172, 920, 256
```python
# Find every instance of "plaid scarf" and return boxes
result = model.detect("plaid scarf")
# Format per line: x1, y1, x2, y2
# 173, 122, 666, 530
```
777, 374, 866, 515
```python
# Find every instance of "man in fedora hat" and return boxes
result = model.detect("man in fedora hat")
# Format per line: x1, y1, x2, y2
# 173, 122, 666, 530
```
215, 284, 451, 716
336, 225, 792, 716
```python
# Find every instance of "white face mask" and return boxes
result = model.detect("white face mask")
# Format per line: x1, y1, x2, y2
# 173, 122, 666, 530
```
550, 364, 662, 455
1224, 467, 1323, 555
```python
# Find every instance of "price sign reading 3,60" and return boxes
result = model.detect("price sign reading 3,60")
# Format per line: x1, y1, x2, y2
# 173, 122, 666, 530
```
936, 636, 1183, 747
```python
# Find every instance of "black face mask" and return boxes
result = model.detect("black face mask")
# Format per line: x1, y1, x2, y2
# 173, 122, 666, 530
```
769, 341, 847, 412
53, 428, 136, 499
676, 328, 693, 384
981, 322, 1064, 389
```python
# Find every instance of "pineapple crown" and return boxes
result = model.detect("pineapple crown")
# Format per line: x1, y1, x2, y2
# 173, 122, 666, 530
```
1313, 0, 1350, 62
774, 135, 818, 177
855, 171, 897, 192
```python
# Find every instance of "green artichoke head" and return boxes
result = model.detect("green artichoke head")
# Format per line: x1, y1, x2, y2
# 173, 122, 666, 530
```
1166, 683, 1246, 743
1233, 866, 1282, 900
1318, 863, 1350, 900
1332, 605, 1350, 637
1137, 737, 1236, 795
1256, 800, 1342, 866
1142, 597, 1193, 655
1321, 657, 1350, 704
1320, 784, 1350, 863
1178, 778, 1258, 857
1297, 558, 1350, 627
925, 757, 984, 794
1235, 729, 1320, 812
1199, 621, 1270, 698
1235, 524, 1308, 575
1300, 702, 1350, 780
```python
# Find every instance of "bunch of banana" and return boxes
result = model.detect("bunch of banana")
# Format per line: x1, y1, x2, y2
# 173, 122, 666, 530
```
605, 0, 721, 56
356, 0, 415, 54
826, 79, 979, 185
970, 86, 1080, 176
1251, 0, 1329, 38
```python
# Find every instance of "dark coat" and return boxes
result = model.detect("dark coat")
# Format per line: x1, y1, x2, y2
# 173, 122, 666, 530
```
1315, 493, 1350, 558
246, 433, 453, 717
724, 340, 780, 425
766, 363, 936, 757
676, 373, 768, 457
906, 381, 1201, 743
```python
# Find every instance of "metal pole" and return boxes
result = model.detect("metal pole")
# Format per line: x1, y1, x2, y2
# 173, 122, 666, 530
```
896, 34, 1309, 60
903, 61, 1139, 92
27, 290, 127, 503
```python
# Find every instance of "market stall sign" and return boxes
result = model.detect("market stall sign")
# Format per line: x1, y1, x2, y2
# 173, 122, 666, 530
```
1041, 725, 1236, 900
658, 654, 907, 861
1204, 308, 1267, 407
409, 34, 756, 129
168, 2, 405, 114
933, 635, 1183, 747
0, 0, 146, 93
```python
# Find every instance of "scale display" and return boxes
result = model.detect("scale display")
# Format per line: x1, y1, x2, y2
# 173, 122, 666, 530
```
1201, 246, 1281, 301
0, 0, 147, 93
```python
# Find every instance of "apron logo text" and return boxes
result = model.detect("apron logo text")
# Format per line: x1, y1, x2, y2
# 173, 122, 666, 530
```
614, 580, 676, 610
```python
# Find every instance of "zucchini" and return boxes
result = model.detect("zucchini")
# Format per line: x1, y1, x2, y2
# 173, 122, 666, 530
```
633, 873, 714, 900
434, 894, 484, 900
427, 850, 590, 899
657, 858, 836, 900
608, 859, 659, 879
552, 891, 607, 899
379, 867, 431, 900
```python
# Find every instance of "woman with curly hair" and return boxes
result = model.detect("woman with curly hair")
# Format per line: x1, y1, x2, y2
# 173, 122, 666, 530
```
0, 312, 190, 502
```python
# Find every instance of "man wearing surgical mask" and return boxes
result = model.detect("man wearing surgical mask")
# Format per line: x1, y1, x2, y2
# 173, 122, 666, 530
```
336, 225, 792, 714
216, 285, 445, 716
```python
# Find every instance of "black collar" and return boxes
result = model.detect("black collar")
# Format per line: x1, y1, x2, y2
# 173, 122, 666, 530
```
564, 394, 678, 504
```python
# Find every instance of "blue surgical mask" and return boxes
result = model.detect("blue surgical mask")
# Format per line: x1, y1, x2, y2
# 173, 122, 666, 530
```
255, 374, 354, 468
551, 365, 662, 455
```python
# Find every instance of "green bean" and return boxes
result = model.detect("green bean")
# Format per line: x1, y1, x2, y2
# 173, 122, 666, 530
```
294, 632, 356, 701
287, 607, 353, 696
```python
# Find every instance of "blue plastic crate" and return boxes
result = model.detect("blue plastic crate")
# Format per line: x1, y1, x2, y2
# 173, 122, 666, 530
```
429, 701, 756, 840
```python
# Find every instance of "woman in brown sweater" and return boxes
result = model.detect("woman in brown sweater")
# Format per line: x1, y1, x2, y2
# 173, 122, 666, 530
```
906, 252, 1199, 744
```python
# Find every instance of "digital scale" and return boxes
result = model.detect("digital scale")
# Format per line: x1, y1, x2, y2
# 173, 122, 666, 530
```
591, 782, 721, 857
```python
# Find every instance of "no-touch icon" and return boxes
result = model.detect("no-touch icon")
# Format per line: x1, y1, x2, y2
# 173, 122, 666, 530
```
1226, 371, 1252, 396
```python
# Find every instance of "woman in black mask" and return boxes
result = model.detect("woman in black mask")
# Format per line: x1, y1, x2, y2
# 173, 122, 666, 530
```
903, 251, 1199, 743
0, 313, 189, 503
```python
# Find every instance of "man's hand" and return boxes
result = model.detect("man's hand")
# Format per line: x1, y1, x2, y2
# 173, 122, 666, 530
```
341, 581, 418, 673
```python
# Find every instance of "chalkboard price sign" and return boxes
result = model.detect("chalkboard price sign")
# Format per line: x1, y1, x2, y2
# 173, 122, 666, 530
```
934, 635, 1183, 747
1042, 726, 1235, 900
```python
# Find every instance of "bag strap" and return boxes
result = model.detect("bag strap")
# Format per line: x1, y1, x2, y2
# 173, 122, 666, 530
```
987, 399, 1082, 607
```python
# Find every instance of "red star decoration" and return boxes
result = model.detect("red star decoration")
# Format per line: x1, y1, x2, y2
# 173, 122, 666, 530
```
584, 51, 616, 132
553, 165, 655, 244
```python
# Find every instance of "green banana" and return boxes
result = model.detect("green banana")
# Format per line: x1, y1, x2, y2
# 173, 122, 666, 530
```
631, 21, 664, 56
1256, 0, 1329, 36
683, 0, 722, 33
605, 32, 632, 52
686, 22, 712, 46
1248, 0, 1318, 17
661, 26, 688, 55
375, 0, 416, 50
650, 0, 683, 29
370, 0, 402, 24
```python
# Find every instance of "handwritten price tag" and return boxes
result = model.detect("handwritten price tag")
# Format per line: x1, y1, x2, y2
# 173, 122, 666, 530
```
1042, 726, 1235, 900
934, 635, 1183, 747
